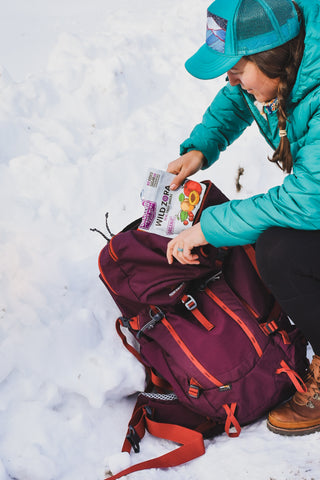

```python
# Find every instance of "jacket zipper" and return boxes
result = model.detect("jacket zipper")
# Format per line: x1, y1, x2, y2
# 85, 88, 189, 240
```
240, 90, 277, 150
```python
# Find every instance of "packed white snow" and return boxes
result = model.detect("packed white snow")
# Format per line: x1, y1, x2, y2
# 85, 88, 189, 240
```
0, 1, 319, 479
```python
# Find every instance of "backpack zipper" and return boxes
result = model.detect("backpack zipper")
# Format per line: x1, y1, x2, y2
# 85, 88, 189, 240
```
161, 316, 224, 388
108, 237, 118, 262
238, 295, 260, 320
205, 287, 263, 357
98, 248, 119, 295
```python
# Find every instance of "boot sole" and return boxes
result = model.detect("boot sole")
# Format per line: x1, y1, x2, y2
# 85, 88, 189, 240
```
267, 420, 320, 436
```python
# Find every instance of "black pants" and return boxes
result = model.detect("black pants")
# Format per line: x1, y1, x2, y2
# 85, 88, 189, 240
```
255, 227, 320, 356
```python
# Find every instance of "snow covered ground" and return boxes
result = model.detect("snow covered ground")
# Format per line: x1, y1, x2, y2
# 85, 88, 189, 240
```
0, 1, 319, 479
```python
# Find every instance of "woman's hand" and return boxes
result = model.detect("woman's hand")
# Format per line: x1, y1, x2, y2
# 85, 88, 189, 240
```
167, 151, 205, 190
167, 223, 208, 265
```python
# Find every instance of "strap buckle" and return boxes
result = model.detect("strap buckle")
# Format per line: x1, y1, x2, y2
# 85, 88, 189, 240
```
182, 294, 197, 311
126, 425, 141, 453
119, 316, 131, 328
261, 320, 278, 335
136, 307, 164, 339
188, 384, 201, 399
149, 306, 165, 323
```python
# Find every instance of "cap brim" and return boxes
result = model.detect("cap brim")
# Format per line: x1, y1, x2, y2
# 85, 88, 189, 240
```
185, 43, 242, 80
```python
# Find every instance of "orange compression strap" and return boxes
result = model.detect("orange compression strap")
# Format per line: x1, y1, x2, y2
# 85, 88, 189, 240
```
181, 294, 214, 331
276, 360, 307, 393
222, 403, 241, 438
105, 408, 205, 480
260, 301, 281, 335
149, 369, 173, 392
278, 330, 291, 345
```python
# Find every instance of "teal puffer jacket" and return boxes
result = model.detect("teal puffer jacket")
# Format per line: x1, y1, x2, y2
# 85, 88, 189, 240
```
180, 0, 320, 247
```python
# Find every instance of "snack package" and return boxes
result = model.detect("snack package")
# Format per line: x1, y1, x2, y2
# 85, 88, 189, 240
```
139, 168, 207, 238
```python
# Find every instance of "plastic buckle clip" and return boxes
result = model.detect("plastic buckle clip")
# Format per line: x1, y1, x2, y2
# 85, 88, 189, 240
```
144, 405, 153, 418
183, 295, 197, 311
136, 307, 164, 339
119, 316, 131, 328
199, 270, 222, 291
188, 384, 201, 399
126, 425, 141, 453
262, 320, 278, 335
149, 306, 165, 323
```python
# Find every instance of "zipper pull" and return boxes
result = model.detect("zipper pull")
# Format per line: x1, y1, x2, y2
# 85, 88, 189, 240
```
199, 270, 222, 291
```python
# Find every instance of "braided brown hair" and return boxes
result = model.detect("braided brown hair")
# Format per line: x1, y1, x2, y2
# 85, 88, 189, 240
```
245, 4, 305, 173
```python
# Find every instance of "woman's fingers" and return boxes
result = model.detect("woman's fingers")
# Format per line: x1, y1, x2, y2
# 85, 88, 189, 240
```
166, 151, 205, 190
167, 221, 208, 265
167, 241, 200, 265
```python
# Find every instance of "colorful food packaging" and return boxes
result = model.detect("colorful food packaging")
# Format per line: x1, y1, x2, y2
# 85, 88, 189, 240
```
139, 168, 207, 238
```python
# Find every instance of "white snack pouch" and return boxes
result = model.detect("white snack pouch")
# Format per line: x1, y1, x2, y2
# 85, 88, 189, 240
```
139, 168, 207, 238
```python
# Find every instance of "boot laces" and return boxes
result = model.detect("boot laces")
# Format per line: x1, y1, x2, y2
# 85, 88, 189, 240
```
294, 357, 320, 408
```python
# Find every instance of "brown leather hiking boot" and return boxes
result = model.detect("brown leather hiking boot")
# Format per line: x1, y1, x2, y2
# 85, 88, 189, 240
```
267, 355, 320, 436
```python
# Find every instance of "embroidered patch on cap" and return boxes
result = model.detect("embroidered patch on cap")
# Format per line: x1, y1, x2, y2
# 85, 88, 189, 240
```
206, 12, 228, 53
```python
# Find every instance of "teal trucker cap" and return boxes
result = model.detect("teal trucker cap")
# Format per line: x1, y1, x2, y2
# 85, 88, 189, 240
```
185, 0, 300, 79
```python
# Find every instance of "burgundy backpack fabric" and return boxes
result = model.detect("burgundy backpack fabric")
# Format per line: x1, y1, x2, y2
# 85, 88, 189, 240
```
98, 181, 308, 480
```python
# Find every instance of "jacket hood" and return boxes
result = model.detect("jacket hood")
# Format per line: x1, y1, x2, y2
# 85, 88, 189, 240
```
290, 0, 320, 103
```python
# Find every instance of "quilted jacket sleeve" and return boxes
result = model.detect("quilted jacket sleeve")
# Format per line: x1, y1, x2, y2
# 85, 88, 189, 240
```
200, 104, 320, 247
180, 83, 253, 167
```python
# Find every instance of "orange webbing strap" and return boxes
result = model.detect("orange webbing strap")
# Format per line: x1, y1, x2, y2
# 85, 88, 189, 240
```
242, 244, 261, 279
188, 306, 214, 331
276, 360, 307, 393
181, 294, 214, 331
222, 403, 241, 438
105, 408, 205, 480
267, 300, 282, 323
121, 406, 147, 454
278, 330, 291, 345
149, 369, 173, 392
243, 246, 289, 336
262, 302, 291, 344
115, 318, 143, 364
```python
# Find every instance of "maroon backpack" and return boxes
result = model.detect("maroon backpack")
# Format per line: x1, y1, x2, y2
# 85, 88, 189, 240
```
98, 181, 308, 480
